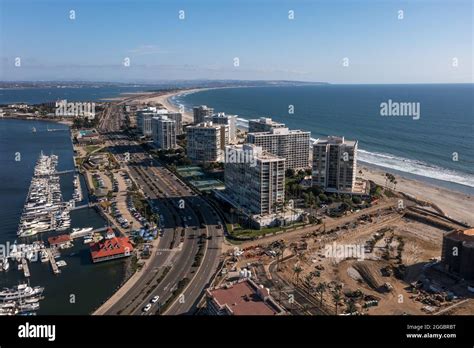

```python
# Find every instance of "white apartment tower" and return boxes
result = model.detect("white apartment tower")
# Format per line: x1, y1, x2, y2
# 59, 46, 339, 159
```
224, 144, 285, 216
247, 127, 311, 170
152, 116, 176, 150
187, 122, 229, 162
136, 107, 157, 136
312, 136, 358, 193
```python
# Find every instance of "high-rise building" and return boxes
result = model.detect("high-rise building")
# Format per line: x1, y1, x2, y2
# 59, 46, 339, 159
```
136, 107, 157, 136
161, 112, 183, 135
152, 116, 176, 150
187, 122, 229, 162
224, 144, 285, 216
193, 105, 214, 124
211, 112, 237, 144
312, 136, 358, 193
248, 117, 286, 133
441, 228, 474, 280
247, 128, 311, 170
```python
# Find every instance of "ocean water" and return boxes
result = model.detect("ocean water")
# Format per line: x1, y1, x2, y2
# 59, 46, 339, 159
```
0, 119, 126, 314
174, 84, 474, 193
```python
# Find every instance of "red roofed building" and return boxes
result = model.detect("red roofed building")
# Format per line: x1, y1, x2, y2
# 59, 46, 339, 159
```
90, 235, 134, 263
205, 279, 286, 315
48, 234, 72, 247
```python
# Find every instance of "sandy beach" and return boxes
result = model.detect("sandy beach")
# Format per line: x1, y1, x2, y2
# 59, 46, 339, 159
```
133, 88, 213, 123
359, 164, 474, 226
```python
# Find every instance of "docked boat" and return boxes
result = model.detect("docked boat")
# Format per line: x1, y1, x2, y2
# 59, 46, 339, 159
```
2, 259, 10, 271
40, 250, 49, 263
56, 260, 67, 267
72, 227, 93, 234
0, 284, 44, 301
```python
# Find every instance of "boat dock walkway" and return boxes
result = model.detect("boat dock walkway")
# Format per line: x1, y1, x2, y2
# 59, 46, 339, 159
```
22, 258, 30, 278
47, 249, 60, 275
36, 169, 75, 177
70, 202, 98, 211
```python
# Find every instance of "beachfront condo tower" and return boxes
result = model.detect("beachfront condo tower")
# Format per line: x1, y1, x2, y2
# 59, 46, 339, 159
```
210, 113, 238, 144
136, 107, 156, 137
193, 105, 214, 124
152, 115, 177, 150
187, 122, 229, 162
224, 144, 285, 216
312, 136, 358, 194
248, 117, 286, 133
247, 127, 311, 171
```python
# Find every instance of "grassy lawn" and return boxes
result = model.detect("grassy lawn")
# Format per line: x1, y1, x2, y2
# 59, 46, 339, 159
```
85, 145, 102, 154
229, 222, 307, 240
91, 176, 100, 189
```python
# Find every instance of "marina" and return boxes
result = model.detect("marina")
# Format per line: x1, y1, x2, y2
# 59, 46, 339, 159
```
0, 119, 127, 315
17, 152, 73, 237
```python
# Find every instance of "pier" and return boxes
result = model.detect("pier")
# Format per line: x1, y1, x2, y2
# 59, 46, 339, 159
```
48, 249, 60, 275
22, 258, 30, 278
70, 202, 97, 211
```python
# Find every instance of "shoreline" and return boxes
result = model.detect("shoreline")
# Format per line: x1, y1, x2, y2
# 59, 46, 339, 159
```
359, 163, 474, 226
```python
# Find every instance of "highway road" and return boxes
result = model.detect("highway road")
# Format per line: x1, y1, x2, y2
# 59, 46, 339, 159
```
95, 100, 224, 315
103, 150, 222, 315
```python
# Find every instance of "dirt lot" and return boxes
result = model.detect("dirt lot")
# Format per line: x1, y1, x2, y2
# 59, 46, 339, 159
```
272, 208, 469, 315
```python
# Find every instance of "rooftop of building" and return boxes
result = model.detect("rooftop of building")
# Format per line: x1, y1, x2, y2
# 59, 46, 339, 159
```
48, 234, 71, 245
211, 112, 237, 119
249, 127, 311, 136
90, 236, 134, 260
226, 144, 285, 162
188, 121, 224, 129
313, 136, 357, 146
249, 117, 285, 126
193, 105, 213, 110
152, 115, 175, 123
207, 279, 285, 315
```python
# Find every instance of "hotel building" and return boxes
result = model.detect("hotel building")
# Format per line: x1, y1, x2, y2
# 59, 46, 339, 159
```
152, 115, 177, 150
187, 122, 229, 162
224, 144, 285, 216
247, 127, 311, 170
312, 136, 358, 193
193, 105, 214, 124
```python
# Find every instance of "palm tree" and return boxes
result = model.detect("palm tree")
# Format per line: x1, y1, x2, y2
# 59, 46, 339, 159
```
293, 263, 303, 284
315, 282, 327, 307
346, 298, 357, 314
332, 289, 342, 315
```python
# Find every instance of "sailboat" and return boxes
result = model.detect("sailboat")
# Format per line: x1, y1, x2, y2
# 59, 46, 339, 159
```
32, 127, 36, 133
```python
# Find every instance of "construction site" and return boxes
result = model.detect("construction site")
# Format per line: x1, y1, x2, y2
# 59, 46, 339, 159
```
218, 194, 473, 315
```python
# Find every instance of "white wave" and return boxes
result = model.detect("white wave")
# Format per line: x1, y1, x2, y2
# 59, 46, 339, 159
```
357, 149, 474, 188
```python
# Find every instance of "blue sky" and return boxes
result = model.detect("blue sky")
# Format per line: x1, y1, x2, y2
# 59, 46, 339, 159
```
0, 0, 472, 83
